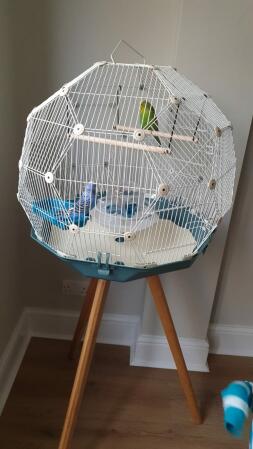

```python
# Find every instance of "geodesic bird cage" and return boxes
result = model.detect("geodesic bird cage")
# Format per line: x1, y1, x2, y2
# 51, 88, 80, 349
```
17, 42, 236, 281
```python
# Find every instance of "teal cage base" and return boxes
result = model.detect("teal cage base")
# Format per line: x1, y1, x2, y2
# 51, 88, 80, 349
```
31, 229, 215, 282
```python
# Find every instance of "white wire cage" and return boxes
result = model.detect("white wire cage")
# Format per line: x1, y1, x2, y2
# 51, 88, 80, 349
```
18, 43, 236, 273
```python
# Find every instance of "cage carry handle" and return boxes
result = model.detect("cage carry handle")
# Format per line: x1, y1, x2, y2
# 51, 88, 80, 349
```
110, 40, 146, 64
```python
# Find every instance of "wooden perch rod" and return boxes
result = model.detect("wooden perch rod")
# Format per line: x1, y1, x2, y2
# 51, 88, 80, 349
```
71, 134, 171, 155
114, 125, 198, 143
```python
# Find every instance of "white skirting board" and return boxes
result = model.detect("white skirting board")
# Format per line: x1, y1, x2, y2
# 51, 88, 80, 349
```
0, 306, 210, 415
28, 308, 140, 347
208, 323, 253, 356
0, 311, 30, 414
131, 334, 209, 372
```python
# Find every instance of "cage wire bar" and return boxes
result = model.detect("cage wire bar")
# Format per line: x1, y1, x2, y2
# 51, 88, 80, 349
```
18, 51, 236, 276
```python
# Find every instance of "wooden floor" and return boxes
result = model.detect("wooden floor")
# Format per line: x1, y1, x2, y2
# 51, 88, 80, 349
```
0, 338, 251, 449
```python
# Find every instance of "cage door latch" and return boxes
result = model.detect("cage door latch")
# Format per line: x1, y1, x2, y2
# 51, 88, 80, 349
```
97, 252, 111, 276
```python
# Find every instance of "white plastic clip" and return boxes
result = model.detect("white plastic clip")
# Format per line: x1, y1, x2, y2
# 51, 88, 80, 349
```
208, 179, 216, 190
214, 127, 222, 137
59, 85, 69, 96
124, 232, 135, 241
133, 129, 145, 142
171, 96, 181, 106
44, 172, 54, 184
69, 224, 79, 234
158, 184, 169, 197
73, 123, 84, 136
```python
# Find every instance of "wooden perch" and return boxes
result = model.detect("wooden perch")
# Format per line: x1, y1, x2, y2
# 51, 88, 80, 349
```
114, 125, 198, 143
71, 134, 171, 155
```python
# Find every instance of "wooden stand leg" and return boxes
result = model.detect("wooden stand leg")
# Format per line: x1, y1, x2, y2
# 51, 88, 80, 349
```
147, 275, 202, 425
68, 278, 98, 360
58, 279, 110, 449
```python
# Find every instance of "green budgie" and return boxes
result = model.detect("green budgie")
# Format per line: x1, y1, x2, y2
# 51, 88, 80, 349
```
139, 100, 161, 145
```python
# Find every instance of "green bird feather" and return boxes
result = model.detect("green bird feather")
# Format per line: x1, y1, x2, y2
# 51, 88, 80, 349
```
139, 100, 161, 145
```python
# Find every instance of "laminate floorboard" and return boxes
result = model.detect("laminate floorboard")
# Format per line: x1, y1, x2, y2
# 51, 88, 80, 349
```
0, 338, 250, 449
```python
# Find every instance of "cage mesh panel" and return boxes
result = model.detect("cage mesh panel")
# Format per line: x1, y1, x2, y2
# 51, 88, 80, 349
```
68, 64, 172, 134
213, 129, 236, 216
157, 67, 231, 129
23, 97, 76, 174
18, 62, 236, 268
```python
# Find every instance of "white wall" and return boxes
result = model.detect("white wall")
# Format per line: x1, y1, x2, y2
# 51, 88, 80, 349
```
212, 120, 253, 326
0, 0, 55, 357
0, 1, 23, 357
131, 0, 253, 341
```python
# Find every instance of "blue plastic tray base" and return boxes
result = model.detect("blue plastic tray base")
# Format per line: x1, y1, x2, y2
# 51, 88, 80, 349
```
30, 194, 216, 282
67, 255, 197, 282
31, 228, 214, 282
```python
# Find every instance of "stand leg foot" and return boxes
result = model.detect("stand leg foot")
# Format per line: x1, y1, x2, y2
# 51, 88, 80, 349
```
147, 275, 202, 425
68, 278, 98, 360
58, 279, 110, 449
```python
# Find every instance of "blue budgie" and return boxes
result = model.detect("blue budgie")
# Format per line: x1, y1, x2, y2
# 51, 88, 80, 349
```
73, 182, 96, 216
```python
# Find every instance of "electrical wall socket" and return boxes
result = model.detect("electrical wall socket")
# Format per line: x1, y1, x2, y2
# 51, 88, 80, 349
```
62, 279, 89, 296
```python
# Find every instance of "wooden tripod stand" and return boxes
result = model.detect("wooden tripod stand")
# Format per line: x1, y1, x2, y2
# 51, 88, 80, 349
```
58, 276, 202, 449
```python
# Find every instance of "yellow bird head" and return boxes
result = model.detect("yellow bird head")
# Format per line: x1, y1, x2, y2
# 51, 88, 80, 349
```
140, 100, 151, 112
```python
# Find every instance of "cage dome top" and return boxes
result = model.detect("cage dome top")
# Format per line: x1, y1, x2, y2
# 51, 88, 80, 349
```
18, 42, 236, 280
